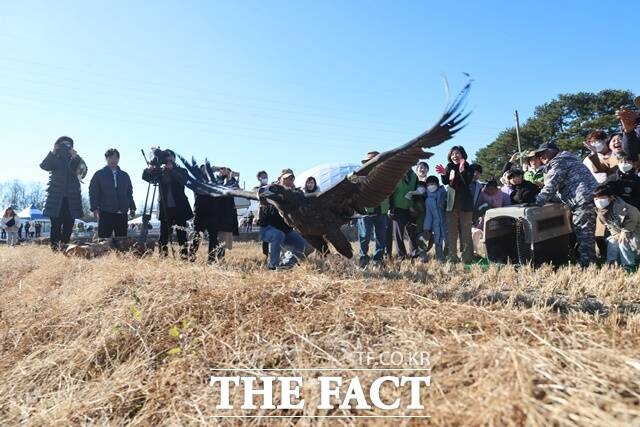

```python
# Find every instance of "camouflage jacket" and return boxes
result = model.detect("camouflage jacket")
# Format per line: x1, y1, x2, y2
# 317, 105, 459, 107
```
535, 151, 598, 208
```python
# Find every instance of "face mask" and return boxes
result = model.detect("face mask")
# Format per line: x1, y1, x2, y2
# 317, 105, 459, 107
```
415, 186, 426, 195
427, 185, 438, 193
594, 198, 610, 209
260, 177, 268, 185
594, 140, 607, 153
619, 163, 633, 173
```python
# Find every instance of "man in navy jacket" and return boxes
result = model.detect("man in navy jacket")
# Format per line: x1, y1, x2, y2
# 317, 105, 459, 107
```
89, 148, 136, 238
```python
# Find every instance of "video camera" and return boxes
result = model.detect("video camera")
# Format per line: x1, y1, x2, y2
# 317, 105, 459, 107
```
55, 136, 74, 157
148, 147, 175, 168
58, 140, 72, 156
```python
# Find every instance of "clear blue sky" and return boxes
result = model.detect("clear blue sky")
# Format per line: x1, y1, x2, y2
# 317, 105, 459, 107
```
1, 1, 638, 207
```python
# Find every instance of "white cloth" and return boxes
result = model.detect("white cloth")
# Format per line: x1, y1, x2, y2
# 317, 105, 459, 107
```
1, 215, 20, 232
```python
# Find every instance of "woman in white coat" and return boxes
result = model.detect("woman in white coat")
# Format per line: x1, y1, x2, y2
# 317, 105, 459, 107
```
1, 207, 21, 246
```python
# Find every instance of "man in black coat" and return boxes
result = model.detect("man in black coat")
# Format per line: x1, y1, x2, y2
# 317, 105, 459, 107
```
40, 136, 86, 250
89, 148, 137, 238
142, 149, 193, 258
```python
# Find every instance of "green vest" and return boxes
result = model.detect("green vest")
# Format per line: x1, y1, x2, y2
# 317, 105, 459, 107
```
390, 171, 418, 210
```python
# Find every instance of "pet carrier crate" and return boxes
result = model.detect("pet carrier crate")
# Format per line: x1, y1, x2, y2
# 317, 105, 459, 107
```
483, 203, 572, 266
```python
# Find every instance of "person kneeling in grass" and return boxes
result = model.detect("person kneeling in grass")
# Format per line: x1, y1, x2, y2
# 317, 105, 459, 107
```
593, 183, 640, 269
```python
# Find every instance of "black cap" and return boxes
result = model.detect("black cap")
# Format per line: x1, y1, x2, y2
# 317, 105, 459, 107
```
533, 141, 559, 154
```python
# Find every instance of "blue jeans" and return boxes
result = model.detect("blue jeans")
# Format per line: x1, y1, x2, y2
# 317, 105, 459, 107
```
260, 226, 308, 268
358, 214, 387, 262
606, 236, 636, 266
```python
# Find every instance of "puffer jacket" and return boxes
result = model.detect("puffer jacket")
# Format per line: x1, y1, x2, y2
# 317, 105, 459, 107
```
40, 151, 84, 219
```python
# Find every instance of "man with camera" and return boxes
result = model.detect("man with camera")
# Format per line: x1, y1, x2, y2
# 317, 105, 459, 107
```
142, 149, 193, 258
89, 148, 136, 238
40, 136, 86, 250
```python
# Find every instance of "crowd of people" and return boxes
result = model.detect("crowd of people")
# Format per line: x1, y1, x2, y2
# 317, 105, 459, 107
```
355, 107, 640, 269
2, 106, 639, 270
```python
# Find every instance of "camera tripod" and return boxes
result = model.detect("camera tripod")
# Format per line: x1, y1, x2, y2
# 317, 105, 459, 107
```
139, 179, 157, 243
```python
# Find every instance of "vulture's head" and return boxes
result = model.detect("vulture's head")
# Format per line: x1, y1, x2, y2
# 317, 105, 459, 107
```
259, 184, 306, 209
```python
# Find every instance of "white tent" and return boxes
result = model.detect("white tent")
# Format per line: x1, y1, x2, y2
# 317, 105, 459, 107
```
15, 205, 50, 236
297, 162, 361, 192
17, 205, 47, 220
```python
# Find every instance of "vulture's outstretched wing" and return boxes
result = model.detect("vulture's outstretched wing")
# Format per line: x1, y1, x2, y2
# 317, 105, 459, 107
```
183, 156, 208, 182
319, 79, 471, 210
178, 155, 259, 201
204, 159, 216, 183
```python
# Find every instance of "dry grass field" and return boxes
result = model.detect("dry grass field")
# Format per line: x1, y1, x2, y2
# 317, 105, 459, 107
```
1, 243, 639, 426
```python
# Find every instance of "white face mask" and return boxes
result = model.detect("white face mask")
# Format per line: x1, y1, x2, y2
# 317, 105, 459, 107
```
427, 185, 438, 193
594, 198, 610, 209
260, 177, 268, 185
415, 186, 426, 195
619, 163, 633, 173
594, 140, 607, 153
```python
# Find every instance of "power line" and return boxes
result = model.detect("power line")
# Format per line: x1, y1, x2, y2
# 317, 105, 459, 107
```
0, 85, 497, 147
0, 56, 506, 134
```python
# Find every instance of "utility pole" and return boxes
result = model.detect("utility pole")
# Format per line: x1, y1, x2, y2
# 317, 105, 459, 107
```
514, 110, 523, 167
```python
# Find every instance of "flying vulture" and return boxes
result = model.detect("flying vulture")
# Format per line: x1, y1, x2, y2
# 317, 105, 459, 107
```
180, 79, 471, 258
